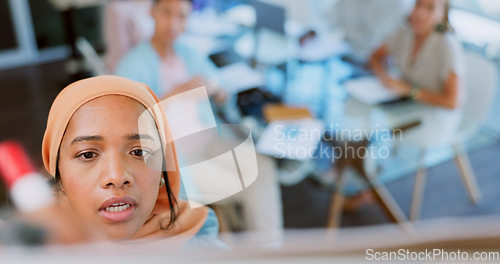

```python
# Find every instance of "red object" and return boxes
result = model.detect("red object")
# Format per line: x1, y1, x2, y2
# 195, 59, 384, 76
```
0, 141, 36, 188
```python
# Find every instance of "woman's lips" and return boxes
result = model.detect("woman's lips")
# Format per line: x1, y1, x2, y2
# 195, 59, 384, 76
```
99, 196, 137, 223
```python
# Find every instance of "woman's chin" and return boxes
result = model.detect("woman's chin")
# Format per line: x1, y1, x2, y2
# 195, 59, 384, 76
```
411, 23, 432, 36
100, 224, 139, 241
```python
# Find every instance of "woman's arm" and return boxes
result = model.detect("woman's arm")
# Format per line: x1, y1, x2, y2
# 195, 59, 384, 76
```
159, 76, 206, 101
381, 72, 460, 110
370, 36, 461, 110
369, 44, 391, 80
413, 72, 460, 109
160, 77, 226, 104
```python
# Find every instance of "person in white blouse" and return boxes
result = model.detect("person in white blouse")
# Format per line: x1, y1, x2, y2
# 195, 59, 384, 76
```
370, 0, 466, 146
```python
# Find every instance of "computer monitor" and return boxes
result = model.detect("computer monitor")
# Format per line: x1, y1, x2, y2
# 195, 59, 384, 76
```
250, 0, 285, 34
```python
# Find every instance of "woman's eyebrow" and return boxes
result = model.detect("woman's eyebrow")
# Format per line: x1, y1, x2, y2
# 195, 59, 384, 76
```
126, 134, 156, 141
71, 135, 103, 145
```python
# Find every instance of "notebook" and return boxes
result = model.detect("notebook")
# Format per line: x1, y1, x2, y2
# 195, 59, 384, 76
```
345, 76, 406, 105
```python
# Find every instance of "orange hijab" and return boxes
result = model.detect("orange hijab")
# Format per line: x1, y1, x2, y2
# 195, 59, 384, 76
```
41, 75, 208, 245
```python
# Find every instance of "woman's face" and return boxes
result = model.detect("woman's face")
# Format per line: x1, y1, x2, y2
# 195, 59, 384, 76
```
151, 0, 192, 45
58, 95, 163, 240
409, 0, 445, 35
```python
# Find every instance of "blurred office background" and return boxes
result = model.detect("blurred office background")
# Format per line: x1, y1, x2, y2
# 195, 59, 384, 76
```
0, 0, 499, 232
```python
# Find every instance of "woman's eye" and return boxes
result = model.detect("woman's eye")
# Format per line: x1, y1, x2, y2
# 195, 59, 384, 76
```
76, 151, 99, 161
130, 149, 151, 157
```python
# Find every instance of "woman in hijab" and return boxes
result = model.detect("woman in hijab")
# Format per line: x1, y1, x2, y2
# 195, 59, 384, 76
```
41, 75, 219, 246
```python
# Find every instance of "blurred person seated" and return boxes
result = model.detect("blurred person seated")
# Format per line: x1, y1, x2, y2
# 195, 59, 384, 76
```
369, 0, 465, 146
115, 0, 283, 246
104, 0, 155, 72
115, 0, 220, 99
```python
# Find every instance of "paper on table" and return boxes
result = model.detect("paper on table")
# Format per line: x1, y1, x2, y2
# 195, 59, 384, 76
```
345, 76, 404, 105
180, 34, 227, 56
297, 33, 351, 62
219, 62, 266, 94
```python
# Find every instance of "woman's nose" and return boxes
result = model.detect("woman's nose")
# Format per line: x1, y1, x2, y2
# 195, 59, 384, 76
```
168, 16, 182, 30
100, 152, 134, 189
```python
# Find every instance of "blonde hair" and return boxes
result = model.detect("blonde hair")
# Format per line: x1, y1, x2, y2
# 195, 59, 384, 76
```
436, 0, 453, 33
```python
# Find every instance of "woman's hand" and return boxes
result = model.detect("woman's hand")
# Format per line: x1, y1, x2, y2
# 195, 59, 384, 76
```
162, 76, 227, 104
370, 44, 410, 96
161, 76, 206, 100
380, 75, 411, 96
174, 76, 206, 95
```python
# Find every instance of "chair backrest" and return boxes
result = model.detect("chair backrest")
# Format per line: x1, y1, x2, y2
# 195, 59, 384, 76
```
460, 51, 498, 131
76, 37, 110, 76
